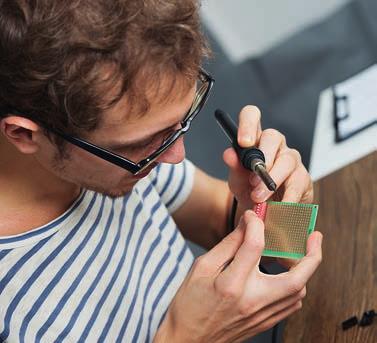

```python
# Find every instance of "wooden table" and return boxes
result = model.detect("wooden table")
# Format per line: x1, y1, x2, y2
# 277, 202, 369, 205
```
283, 151, 377, 342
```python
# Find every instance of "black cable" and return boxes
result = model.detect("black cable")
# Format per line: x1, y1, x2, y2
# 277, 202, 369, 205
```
228, 197, 238, 233
271, 323, 278, 343
229, 197, 278, 343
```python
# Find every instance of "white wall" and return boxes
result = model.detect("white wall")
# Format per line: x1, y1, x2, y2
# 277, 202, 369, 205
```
201, 0, 351, 63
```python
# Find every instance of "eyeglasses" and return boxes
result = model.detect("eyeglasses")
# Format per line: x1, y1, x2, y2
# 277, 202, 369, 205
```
0, 68, 214, 175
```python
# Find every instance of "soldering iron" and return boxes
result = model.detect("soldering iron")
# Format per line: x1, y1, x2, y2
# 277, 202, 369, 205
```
215, 109, 277, 192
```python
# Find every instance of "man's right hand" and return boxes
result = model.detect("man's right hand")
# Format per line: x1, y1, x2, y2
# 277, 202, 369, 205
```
155, 210, 322, 343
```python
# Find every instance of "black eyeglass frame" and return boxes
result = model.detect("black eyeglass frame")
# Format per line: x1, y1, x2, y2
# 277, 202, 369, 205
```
0, 68, 214, 175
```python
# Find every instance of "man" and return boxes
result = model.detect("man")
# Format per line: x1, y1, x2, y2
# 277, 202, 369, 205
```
0, 1, 322, 342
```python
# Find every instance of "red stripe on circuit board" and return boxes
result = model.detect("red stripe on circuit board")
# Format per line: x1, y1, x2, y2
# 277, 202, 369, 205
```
253, 202, 267, 221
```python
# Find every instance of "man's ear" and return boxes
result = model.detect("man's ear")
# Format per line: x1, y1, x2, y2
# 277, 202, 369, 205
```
0, 116, 40, 154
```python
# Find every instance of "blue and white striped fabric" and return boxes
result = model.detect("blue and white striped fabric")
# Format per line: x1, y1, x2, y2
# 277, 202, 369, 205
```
0, 159, 195, 343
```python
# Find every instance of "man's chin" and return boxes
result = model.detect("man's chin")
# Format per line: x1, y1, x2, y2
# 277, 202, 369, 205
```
76, 164, 157, 198
103, 190, 132, 199
78, 180, 137, 199
96, 182, 137, 198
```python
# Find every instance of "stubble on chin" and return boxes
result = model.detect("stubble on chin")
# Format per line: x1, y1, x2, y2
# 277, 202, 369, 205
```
90, 185, 134, 198
62, 176, 136, 199
51, 149, 139, 198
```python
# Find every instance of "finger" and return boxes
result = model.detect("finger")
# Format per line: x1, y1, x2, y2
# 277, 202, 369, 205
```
281, 166, 312, 203
198, 217, 246, 275
251, 149, 300, 203
253, 231, 321, 305
223, 148, 251, 182
223, 148, 244, 173
219, 211, 265, 285
244, 287, 306, 328
248, 300, 303, 336
274, 231, 323, 297
257, 129, 286, 171
249, 173, 262, 188
238, 106, 262, 147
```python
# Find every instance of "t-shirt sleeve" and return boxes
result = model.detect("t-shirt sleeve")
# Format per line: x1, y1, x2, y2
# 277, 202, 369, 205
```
149, 159, 195, 213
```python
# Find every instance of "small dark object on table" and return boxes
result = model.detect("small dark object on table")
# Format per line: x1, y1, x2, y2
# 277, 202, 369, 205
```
342, 316, 358, 330
359, 310, 376, 327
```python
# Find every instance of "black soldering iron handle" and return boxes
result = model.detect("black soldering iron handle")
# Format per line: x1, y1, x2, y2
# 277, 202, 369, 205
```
214, 109, 265, 170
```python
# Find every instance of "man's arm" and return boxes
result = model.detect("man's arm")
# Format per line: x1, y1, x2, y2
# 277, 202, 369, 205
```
172, 167, 232, 250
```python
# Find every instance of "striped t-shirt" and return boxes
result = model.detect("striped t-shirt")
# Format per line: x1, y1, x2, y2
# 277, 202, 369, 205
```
0, 159, 195, 343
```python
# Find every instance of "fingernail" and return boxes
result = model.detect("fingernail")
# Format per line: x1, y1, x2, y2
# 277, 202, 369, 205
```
240, 135, 253, 146
318, 234, 323, 245
246, 136, 253, 145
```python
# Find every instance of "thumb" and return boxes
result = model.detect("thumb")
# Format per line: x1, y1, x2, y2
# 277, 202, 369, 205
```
223, 147, 239, 169
223, 148, 246, 175
223, 147, 250, 183
200, 217, 246, 274
220, 210, 265, 284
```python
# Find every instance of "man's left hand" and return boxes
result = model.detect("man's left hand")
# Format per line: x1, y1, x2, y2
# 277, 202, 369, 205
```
223, 105, 314, 212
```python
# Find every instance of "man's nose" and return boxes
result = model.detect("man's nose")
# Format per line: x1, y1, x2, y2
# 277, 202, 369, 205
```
156, 136, 186, 165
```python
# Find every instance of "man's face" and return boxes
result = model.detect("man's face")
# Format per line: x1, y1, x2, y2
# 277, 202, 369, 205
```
35, 79, 197, 197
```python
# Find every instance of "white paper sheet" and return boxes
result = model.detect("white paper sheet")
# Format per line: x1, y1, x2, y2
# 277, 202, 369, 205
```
309, 89, 376, 181
334, 64, 377, 139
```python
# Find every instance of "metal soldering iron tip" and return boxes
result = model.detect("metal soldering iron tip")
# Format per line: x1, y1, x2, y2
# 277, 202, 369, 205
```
267, 180, 277, 192
255, 164, 277, 192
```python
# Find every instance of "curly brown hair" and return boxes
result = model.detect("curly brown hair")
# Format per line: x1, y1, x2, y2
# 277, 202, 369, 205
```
0, 0, 208, 142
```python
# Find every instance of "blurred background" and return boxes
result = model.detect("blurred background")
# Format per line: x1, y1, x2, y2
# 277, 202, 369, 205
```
185, 0, 377, 342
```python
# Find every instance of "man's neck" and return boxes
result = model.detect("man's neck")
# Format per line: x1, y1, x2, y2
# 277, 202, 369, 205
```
0, 137, 80, 236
